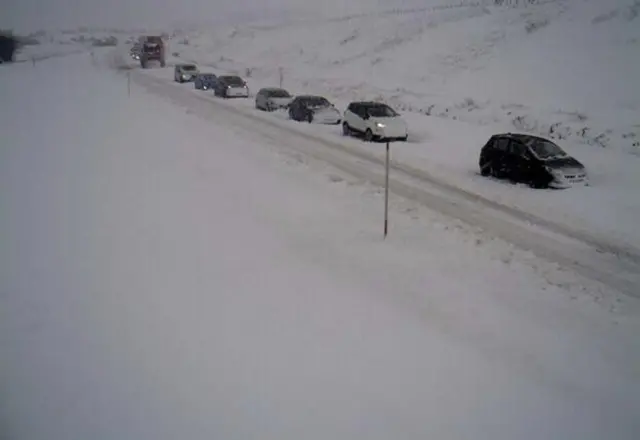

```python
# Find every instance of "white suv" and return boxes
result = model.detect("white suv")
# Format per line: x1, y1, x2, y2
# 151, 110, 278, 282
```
343, 101, 408, 142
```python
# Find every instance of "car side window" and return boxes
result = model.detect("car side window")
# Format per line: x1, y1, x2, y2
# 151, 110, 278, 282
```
494, 138, 509, 152
509, 142, 526, 156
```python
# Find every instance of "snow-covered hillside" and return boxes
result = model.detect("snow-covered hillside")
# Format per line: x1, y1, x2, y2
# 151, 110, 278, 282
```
170, 0, 639, 153
2, 48, 640, 440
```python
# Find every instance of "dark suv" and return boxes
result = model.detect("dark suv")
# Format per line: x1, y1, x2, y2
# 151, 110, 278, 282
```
479, 133, 588, 189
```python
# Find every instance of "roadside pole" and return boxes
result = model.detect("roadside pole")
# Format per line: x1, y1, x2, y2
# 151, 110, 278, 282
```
279, 67, 284, 88
127, 71, 131, 97
384, 141, 390, 239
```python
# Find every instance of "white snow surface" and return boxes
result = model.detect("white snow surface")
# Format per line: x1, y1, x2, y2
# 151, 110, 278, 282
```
15, 2, 640, 249
123, 0, 637, 250
2, 49, 640, 439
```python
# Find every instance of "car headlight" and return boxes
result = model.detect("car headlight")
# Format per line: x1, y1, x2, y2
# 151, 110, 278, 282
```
376, 122, 386, 128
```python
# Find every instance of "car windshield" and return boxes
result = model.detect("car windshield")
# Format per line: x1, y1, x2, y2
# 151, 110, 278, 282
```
202, 74, 215, 79
526, 139, 567, 159
268, 89, 291, 98
223, 77, 244, 86
303, 97, 330, 108
182, 65, 197, 71
366, 105, 398, 117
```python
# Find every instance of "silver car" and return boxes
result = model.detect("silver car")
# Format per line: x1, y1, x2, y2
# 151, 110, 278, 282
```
255, 87, 293, 111
174, 64, 199, 83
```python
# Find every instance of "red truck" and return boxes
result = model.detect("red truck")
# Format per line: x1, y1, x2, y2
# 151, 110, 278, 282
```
138, 36, 166, 68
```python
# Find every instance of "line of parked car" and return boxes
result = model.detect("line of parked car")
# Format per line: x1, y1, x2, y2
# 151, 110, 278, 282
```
170, 62, 589, 189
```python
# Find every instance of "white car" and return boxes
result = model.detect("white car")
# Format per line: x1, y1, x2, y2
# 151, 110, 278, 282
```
343, 101, 408, 142
214, 75, 250, 98
174, 64, 199, 83
255, 87, 293, 111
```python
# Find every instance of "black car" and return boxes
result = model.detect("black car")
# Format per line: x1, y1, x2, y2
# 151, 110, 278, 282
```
288, 95, 341, 124
194, 73, 217, 90
479, 133, 588, 189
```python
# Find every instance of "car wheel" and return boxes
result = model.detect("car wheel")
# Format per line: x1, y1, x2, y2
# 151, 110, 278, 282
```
288, 109, 295, 120
480, 161, 492, 177
400, 135, 408, 142
342, 122, 351, 136
307, 112, 313, 123
529, 179, 547, 189
364, 129, 374, 142
482, 161, 503, 178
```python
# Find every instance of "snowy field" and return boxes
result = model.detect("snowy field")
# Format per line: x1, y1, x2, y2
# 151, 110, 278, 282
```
14, 1, 640, 249
2, 44, 640, 440
140, 0, 639, 251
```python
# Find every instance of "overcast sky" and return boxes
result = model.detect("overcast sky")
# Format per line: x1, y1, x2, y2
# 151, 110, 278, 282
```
0, 0, 430, 32
0, 0, 446, 32
0, 0, 282, 31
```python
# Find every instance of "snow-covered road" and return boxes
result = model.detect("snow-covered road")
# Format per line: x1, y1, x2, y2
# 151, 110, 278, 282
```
2, 51, 639, 440
118, 51, 640, 299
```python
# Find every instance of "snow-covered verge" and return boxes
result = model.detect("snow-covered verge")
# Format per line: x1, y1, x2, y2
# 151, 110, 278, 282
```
133, 0, 640, 250
2, 51, 640, 439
